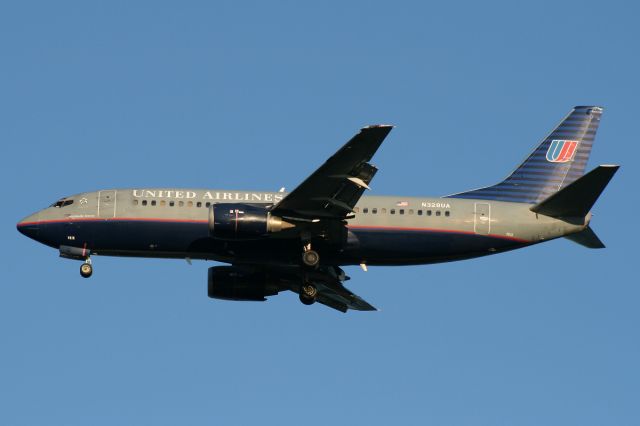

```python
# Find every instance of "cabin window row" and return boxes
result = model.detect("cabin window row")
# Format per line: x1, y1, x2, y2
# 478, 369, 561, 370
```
133, 200, 213, 208
353, 207, 450, 217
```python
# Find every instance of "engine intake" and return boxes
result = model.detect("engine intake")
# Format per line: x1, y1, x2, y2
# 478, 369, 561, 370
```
208, 266, 279, 301
209, 203, 293, 240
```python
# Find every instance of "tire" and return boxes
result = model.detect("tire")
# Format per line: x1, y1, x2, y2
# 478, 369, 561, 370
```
301, 283, 318, 298
80, 263, 93, 278
299, 293, 316, 306
302, 250, 320, 267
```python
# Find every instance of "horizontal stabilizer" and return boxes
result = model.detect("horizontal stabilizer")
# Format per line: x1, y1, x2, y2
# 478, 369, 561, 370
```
565, 226, 605, 249
531, 165, 619, 217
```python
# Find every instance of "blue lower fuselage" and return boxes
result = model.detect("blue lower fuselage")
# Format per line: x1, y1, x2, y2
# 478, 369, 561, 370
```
21, 218, 528, 266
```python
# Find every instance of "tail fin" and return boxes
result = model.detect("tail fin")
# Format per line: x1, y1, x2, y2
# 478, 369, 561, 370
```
530, 165, 619, 217
448, 106, 604, 203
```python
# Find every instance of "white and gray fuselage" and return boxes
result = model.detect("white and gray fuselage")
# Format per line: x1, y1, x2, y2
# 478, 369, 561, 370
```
17, 188, 587, 267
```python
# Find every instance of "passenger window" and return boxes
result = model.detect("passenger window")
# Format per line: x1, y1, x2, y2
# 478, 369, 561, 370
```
418, 210, 423, 216
169, 201, 175, 207
427, 210, 432, 216
445, 211, 450, 217
381, 208, 387, 214
408, 209, 414, 215
363, 208, 368, 214
187, 201, 193, 207
206, 202, 211, 208
390, 209, 396, 215
399, 209, 404, 215
197, 202, 202, 208
436, 211, 441, 216
142, 200, 147, 206
372, 208, 377, 214
160, 200, 166, 207
179, 201, 184, 207
151, 200, 156, 206
354, 207, 360, 213
133, 200, 139, 206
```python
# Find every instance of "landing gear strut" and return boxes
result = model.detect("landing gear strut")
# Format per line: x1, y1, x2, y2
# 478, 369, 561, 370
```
302, 243, 320, 268
80, 259, 93, 278
299, 282, 317, 305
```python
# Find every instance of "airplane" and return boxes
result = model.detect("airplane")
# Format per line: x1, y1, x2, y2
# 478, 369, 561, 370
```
17, 106, 618, 312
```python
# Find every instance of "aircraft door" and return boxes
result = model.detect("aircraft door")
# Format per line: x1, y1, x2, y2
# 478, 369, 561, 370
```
474, 202, 491, 235
98, 190, 117, 218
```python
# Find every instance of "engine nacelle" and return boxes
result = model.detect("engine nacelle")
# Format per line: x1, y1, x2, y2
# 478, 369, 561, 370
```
208, 266, 279, 301
208, 203, 293, 240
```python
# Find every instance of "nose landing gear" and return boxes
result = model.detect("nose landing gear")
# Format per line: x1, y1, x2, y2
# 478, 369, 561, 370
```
80, 259, 93, 278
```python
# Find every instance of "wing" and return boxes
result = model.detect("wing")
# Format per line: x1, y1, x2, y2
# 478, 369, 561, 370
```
240, 264, 376, 313
300, 266, 376, 313
272, 125, 393, 219
315, 281, 377, 313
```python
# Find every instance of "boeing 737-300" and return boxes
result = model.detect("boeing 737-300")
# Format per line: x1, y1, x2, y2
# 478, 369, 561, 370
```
17, 106, 618, 312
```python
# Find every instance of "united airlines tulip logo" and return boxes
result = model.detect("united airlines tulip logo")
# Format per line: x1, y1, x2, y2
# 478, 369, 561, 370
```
546, 140, 579, 163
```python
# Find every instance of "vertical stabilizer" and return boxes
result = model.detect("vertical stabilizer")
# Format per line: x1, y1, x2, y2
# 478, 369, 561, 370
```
448, 106, 603, 204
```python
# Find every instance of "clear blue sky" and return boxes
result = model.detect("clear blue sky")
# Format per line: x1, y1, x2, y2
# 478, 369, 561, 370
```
1, 1, 638, 425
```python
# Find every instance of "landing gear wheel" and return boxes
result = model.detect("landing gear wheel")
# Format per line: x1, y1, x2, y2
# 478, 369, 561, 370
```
302, 250, 320, 268
299, 283, 317, 305
80, 262, 93, 278
299, 293, 316, 305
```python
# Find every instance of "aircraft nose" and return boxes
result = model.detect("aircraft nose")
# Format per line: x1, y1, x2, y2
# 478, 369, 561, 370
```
17, 213, 40, 240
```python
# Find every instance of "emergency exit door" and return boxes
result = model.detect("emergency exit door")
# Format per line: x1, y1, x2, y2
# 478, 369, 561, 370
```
97, 190, 117, 218
474, 202, 491, 235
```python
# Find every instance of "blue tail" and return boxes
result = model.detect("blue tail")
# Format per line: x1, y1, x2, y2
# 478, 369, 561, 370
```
447, 106, 603, 204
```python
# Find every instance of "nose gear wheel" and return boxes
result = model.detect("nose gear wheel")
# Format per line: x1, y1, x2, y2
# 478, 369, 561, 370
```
80, 261, 93, 278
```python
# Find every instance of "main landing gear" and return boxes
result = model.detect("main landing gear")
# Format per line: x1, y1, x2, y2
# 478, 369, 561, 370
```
302, 243, 320, 268
80, 258, 93, 278
299, 239, 319, 305
299, 282, 318, 305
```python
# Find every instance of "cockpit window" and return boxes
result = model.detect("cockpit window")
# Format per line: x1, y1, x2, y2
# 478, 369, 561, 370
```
51, 199, 74, 208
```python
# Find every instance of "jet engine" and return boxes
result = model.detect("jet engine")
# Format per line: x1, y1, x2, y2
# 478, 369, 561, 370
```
208, 203, 293, 240
208, 266, 279, 301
